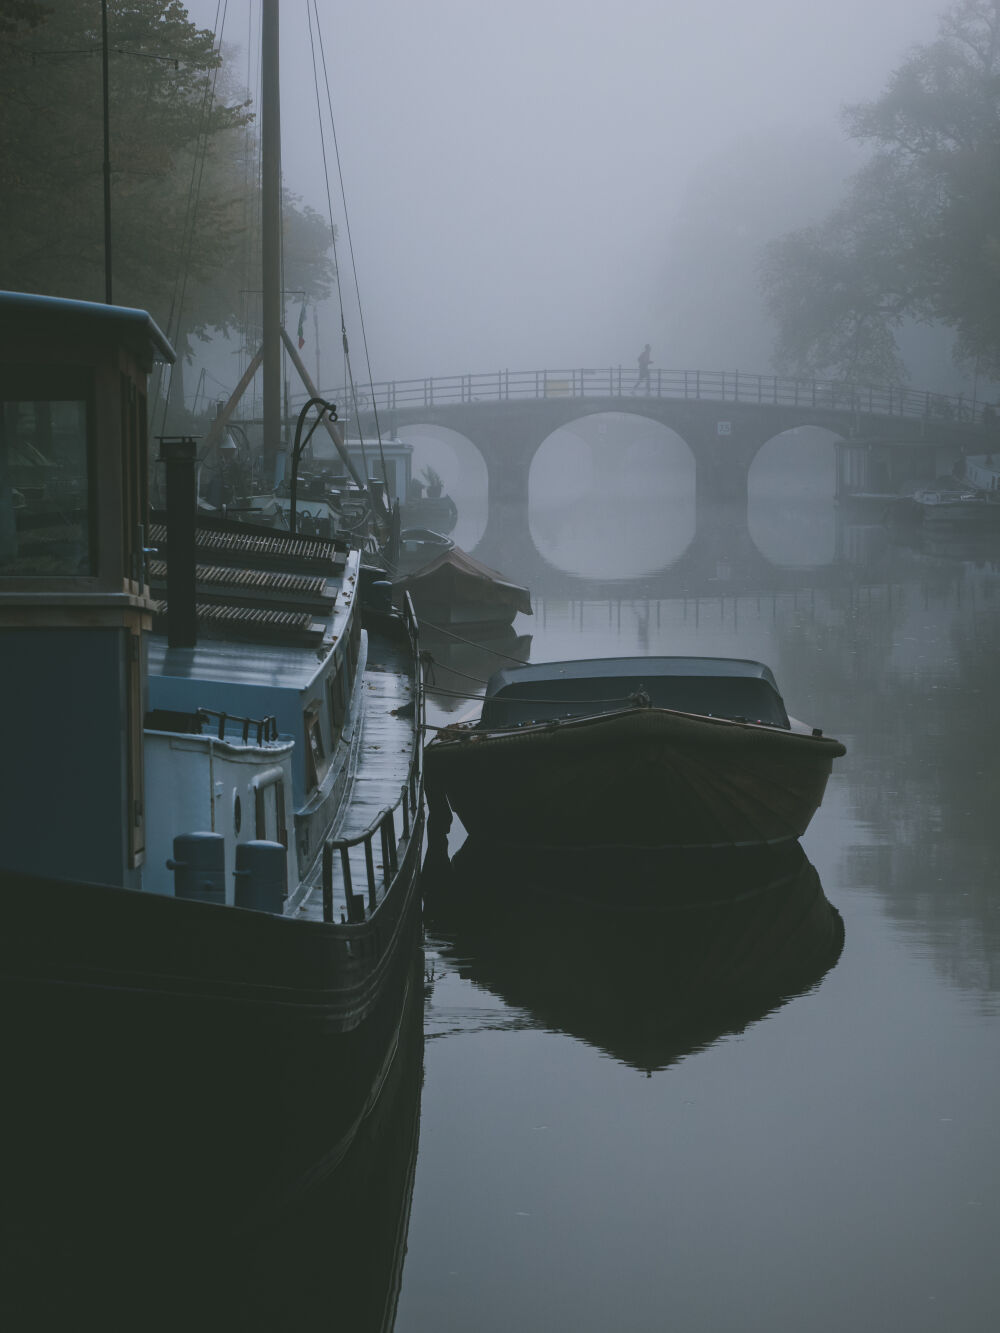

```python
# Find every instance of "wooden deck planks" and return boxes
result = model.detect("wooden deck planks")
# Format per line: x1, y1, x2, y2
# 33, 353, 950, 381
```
295, 665, 417, 924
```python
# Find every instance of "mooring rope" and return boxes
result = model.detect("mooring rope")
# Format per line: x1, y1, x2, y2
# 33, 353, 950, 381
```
419, 619, 532, 663
422, 657, 490, 686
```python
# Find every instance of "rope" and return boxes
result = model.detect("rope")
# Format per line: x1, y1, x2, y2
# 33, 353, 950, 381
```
305, 2, 362, 468
311, 2, 389, 487
418, 618, 532, 663
424, 660, 489, 686
423, 685, 487, 702
423, 682, 642, 707
238, 0, 261, 409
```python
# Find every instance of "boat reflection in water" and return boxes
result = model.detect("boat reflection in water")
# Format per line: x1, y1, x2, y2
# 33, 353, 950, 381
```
2, 944, 425, 1332
421, 624, 533, 716
223, 947, 426, 1332
422, 839, 844, 1073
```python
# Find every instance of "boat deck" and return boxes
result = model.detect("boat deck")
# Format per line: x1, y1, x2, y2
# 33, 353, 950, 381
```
293, 636, 418, 924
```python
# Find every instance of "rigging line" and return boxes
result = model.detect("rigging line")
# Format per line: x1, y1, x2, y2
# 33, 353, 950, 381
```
237, 0, 260, 402
305, 0, 369, 481
249, 1, 264, 417
28, 46, 196, 64
312, 2, 389, 485
304, 3, 370, 485
157, 0, 229, 435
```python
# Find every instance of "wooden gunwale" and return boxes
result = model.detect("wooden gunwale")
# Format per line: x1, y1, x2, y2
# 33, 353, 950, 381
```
429, 704, 846, 758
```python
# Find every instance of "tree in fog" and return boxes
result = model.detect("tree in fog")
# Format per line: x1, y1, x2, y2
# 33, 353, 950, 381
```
659, 130, 859, 373
0, 0, 333, 362
762, 0, 1000, 384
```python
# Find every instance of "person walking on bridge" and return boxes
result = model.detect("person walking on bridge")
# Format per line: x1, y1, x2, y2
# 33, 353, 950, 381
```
633, 343, 652, 394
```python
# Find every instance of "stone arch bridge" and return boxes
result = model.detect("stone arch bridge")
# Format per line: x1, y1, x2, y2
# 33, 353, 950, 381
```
343, 367, 987, 553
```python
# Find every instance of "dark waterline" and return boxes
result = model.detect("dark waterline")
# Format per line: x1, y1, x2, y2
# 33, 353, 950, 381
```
395, 491, 1000, 1333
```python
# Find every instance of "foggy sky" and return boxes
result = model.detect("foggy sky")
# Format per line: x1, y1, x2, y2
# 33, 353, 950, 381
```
183, 0, 949, 395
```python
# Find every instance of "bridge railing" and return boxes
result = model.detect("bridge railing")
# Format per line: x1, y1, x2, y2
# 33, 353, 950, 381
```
319, 368, 984, 427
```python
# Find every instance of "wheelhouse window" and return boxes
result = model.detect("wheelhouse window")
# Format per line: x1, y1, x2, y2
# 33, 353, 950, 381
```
304, 701, 328, 790
0, 386, 92, 576
328, 663, 348, 741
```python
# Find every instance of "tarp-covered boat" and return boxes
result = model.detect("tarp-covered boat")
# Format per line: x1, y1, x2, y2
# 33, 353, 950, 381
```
425, 656, 845, 849
392, 543, 532, 630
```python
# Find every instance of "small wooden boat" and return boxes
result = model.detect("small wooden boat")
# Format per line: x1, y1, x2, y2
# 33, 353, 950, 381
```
963, 452, 1000, 492
400, 489, 458, 535
396, 525, 454, 573
392, 543, 532, 631
888, 473, 1000, 530
425, 655, 845, 849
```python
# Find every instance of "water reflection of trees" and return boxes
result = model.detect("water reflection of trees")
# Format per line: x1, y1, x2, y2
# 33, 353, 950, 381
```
761, 553, 1000, 998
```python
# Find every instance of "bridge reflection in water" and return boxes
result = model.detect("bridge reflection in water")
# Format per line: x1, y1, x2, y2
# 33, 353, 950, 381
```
460, 500, 892, 605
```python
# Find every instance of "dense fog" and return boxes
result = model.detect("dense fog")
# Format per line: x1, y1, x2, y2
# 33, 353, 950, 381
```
183, 0, 953, 393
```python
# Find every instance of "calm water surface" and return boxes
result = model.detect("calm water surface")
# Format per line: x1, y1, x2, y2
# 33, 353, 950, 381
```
394, 489, 1000, 1333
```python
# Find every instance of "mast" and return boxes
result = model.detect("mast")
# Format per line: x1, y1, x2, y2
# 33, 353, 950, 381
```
261, 0, 282, 485
101, 0, 113, 303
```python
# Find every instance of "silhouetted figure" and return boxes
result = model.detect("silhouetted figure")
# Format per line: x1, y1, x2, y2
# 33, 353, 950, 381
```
982, 402, 997, 433
633, 343, 652, 394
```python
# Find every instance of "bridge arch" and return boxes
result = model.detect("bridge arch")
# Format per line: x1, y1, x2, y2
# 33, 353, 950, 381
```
528, 411, 696, 578
748, 424, 841, 499
748, 425, 842, 568
392, 423, 488, 546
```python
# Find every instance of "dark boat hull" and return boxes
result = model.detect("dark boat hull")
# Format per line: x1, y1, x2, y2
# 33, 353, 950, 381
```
426, 706, 844, 848
3, 934, 424, 1331
1, 806, 424, 1244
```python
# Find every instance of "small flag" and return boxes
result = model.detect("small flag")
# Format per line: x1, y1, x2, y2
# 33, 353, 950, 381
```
297, 301, 306, 349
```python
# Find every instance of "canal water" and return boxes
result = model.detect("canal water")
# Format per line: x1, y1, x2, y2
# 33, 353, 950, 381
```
393, 484, 1000, 1332
8, 459, 998, 1332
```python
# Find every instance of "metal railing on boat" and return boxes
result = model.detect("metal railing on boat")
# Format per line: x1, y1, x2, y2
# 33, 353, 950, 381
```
319, 593, 424, 925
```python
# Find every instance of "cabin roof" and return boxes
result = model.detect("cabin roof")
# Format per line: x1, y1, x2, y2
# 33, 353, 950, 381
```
0, 290, 174, 365
148, 634, 329, 697
486, 656, 782, 698
395, 546, 533, 615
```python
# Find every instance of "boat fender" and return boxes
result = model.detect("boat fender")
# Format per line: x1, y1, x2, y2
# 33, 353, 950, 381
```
166, 832, 226, 904
369, 579, 393, 612
233, 840, 287, 914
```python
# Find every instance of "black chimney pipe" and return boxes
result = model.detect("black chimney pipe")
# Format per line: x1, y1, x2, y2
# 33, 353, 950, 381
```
158, 436, 198, 648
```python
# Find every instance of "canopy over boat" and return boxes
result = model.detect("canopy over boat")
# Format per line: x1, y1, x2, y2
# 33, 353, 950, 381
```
481, 656, 790, 729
